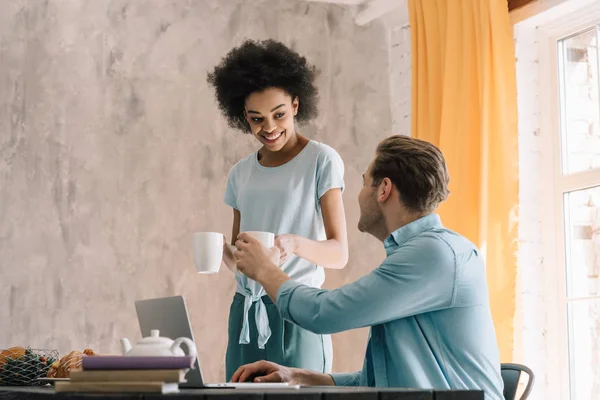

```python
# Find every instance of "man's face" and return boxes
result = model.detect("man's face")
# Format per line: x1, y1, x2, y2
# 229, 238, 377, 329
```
357, 162, 385, 234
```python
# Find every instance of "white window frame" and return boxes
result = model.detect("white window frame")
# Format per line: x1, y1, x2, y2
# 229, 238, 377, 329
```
538, 3, 600, 399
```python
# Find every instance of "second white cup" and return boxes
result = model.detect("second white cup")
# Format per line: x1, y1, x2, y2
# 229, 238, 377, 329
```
243, 231, 275, 248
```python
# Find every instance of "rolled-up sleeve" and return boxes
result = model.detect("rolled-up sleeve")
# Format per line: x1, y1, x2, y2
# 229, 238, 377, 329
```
276, 280, 304, 321
330, 371, 361, 386
275, 235, 457, 334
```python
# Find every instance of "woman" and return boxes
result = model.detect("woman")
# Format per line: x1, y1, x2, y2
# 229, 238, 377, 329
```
207, 39, 348, 381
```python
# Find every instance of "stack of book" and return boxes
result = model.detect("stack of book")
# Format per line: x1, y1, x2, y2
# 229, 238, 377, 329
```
54, 355, 194, 394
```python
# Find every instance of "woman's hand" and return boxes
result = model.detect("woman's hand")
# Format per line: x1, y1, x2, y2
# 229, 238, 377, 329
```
274, 234, 298, 264
222, 236, 237, 273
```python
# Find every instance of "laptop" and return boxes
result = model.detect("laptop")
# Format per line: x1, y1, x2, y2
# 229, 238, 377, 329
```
134, 295, 299, 389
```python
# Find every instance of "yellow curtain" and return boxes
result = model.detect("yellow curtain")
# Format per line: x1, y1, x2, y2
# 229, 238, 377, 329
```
408, 0, 519, 362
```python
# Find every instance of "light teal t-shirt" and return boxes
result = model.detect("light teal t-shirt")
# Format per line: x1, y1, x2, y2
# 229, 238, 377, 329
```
224, 140, 344, 348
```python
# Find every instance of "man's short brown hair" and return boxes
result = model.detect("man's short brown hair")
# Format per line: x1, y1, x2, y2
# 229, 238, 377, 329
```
370, 135, 450, 213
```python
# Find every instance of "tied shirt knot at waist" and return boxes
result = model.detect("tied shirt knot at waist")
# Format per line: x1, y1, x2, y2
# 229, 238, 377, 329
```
236, 289, 272, 349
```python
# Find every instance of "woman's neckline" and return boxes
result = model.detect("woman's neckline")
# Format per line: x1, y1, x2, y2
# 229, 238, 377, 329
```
254, 138, 314, 170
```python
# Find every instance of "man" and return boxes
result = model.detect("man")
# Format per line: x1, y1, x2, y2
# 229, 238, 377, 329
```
232, 135, 504, 400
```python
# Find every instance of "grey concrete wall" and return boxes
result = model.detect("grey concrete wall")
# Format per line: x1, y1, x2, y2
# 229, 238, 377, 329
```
0, 0, 403, 381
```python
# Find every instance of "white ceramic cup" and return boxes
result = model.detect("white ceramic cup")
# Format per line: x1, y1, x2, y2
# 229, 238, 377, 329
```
192, 232, 223, 274
243, 231, 275, 248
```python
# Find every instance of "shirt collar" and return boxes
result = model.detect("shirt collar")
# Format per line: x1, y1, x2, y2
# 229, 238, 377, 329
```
383, 214, 443, 255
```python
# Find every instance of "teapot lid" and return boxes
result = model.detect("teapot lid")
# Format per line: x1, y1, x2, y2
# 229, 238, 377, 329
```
138, 330, 172, 345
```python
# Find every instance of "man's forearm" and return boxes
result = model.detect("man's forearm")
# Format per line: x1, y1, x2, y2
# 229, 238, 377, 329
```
257, 265, 291, 302
292, 368, 335, 386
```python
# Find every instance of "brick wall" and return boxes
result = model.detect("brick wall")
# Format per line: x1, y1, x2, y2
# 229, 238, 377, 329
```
513, 23, 551, 400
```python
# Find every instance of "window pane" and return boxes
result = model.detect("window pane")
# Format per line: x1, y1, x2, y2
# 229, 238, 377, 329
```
567, 299, 600, 400
559, 28, 600, 174
564, 186, 600, 298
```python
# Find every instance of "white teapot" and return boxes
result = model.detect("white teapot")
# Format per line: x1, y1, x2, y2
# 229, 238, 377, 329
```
120, 329, 197, 367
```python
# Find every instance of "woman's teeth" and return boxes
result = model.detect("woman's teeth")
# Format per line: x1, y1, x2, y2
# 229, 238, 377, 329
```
264, 131, 283, 141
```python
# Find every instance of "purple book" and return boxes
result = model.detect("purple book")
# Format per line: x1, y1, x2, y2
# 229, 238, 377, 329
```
81, 356, 194, 370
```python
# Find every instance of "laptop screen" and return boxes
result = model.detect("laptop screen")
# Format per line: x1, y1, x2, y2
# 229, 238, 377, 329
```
134, 296, 205, 387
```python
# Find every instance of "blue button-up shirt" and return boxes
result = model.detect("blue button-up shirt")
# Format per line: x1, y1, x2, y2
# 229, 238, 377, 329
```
276, 214, 504, 400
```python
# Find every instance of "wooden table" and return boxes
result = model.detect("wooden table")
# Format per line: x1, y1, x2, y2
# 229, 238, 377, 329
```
0, 386, 483, 400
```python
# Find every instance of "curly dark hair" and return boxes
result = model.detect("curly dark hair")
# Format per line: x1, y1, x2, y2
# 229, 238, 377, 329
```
207, 39, 320, 132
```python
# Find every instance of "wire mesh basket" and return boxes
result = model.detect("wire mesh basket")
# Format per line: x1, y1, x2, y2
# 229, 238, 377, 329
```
0, 347, 59, 386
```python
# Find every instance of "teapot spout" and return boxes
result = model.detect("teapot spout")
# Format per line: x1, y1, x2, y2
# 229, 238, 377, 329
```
120, 337, 132, 355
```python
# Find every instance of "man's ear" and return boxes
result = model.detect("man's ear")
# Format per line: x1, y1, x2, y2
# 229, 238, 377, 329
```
377, 178, 394, 203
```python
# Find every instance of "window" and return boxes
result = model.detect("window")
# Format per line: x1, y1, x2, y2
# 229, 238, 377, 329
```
515, 1, 600, 398
554, 20, 600, 400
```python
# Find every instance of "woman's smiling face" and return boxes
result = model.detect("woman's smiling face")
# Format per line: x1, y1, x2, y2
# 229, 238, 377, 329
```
244, 87, 299, 152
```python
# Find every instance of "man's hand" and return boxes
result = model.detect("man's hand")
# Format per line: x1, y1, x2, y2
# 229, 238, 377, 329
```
231, 360, 294, 383
230, 360, 335, 386
274, 234, 298, 264
234, 232, 281, 281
